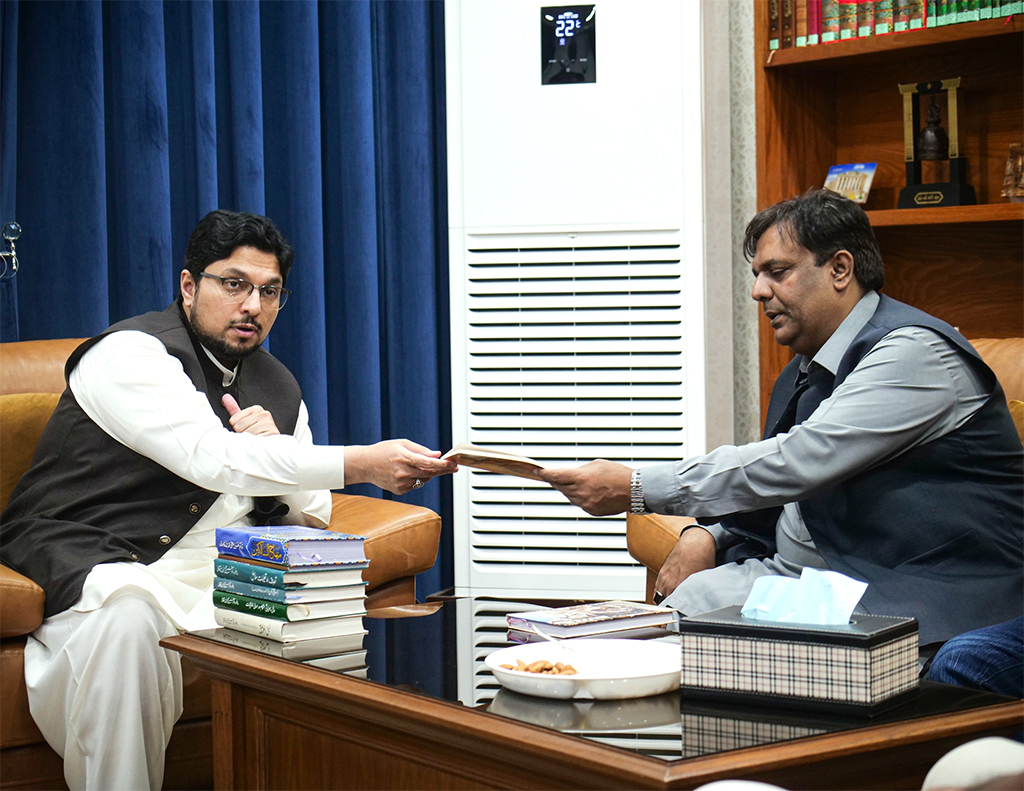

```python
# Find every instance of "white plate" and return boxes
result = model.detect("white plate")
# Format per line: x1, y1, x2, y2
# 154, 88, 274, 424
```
484, 638, 681, 700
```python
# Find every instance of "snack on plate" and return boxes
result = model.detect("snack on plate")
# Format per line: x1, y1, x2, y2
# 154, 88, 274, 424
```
500, 658, 578, 675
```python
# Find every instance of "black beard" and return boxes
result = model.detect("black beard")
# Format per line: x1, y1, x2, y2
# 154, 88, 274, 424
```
187, 308, 262, 366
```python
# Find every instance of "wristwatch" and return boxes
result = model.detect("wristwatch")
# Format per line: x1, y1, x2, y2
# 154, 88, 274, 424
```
629, 468, 648, 515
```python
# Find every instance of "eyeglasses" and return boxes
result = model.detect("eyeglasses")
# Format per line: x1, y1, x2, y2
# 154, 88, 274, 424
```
197, 272, 291, 310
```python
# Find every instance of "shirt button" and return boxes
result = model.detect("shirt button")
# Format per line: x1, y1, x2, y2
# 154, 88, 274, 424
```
130, 552, 140, 562
159, 535, 171, 545
189, 503, 201, 515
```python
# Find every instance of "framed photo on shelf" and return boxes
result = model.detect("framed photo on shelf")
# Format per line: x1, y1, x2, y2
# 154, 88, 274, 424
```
824, 162, 877, 204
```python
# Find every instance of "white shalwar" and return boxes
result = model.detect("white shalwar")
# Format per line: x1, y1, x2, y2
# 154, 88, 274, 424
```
24, 331, 346, 790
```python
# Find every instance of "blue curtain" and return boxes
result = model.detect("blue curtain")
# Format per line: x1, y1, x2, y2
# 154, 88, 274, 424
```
0, 0, 453, 674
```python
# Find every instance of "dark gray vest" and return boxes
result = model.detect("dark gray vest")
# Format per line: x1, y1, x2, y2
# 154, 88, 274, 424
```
719, 295, 1023, 644
0, 302, 303, 616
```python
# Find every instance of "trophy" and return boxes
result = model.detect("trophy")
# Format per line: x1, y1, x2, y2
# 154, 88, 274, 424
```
897, 78, 976, 208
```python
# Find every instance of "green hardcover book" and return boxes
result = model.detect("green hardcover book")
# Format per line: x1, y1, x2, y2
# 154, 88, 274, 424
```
964, 0, 981, 20
821, 0, 841, 41
213, 589, 367, 622
769, 0, 782, 50
935, 0, 951, 24
858, 0, 876, 35
926, 0, 938, 25
979, 0, 992, 19
875, 0, 895, 32
213, 557, 369, 590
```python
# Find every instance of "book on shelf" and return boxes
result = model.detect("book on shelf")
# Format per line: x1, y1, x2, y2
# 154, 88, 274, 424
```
808, 0, 822, 43
441, 443, 547, 481
795, 0, 809, 45
979, 0, 993, 19
302, 652, 368, 673
768, 0, 783, 50
213, 576, 367, 604
506, 600, 679, 639
214, 607, 366, 641
821, 0, 841, 40
214, 557, 369, 589
782, 0, 795, 47
857, 0, 875, 36
874, 0, 894, 33
506, 623, 678, 644
212, 590, 366, 621
894, 0, 910, 29
838, 0, 858, 38
215, 525, 367, 568
908, 0, 925, 27
926, 0, 938, 25
192, 627, 367, 660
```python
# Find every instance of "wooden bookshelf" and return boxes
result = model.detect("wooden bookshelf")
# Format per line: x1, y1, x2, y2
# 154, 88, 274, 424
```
754, 3, 1024, 419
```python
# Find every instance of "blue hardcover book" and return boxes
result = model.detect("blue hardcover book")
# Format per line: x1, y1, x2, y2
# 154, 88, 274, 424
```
213, 557, 369, 589
213, 576, 368, 604
216, 525, 367, 568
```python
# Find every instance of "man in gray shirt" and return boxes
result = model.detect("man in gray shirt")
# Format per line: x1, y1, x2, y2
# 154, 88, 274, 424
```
541, 190, 1023, 646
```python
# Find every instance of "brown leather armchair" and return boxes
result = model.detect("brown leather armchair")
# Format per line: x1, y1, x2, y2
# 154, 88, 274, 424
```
0, 338, 444, 790
627, 337, 1024, 604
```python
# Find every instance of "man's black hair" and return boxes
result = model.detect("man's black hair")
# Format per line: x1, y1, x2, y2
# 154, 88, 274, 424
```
743, 189, 885, 292
183, 210, 295, 285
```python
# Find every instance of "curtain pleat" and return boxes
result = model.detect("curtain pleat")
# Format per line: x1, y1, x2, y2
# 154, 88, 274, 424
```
102, 1, 175, 319
0, 1, 452, 673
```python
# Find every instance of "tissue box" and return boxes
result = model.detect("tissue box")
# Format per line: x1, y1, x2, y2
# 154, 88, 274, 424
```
678, 605, 919, 716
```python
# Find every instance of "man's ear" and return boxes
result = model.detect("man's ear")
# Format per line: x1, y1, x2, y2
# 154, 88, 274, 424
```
830, 250, 856, 293
180, 270, 196, 311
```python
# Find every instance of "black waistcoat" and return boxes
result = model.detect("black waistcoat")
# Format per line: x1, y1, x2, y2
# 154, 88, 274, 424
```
0, 301, 302, 617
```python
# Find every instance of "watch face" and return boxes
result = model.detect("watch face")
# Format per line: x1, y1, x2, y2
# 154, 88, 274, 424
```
541, 5, 596, 85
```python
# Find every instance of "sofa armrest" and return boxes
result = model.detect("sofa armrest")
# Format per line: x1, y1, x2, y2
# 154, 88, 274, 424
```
626, 512, 694, 603
327, 493, 441, 592
0, 564, 45, 638
625, 512, 694, 574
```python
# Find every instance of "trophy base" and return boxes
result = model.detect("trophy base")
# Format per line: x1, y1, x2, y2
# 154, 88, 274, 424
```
898, 181, 977, 209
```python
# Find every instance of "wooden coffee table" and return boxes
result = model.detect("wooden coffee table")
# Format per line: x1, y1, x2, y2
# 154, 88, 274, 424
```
164, 620, 1022, 790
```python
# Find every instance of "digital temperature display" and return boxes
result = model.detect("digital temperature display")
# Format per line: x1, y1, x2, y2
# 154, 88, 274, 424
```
541, 5, 596, 85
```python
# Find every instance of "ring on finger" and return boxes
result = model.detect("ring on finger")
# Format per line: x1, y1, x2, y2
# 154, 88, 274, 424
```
412, 479, 425, 490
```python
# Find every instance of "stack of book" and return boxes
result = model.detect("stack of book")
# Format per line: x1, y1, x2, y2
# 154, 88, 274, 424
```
207, 525, 370, 676
768, 0, 1014, 52
506, 600, 679, 644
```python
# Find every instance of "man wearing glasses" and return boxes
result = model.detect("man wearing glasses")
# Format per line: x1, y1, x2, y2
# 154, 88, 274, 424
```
0, 210, 456, 790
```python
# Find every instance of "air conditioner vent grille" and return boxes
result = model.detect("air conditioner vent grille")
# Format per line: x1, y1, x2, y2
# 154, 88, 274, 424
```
452, 230, 689, 596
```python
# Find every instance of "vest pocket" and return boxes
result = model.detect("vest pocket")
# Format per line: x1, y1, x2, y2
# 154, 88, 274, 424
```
891, 529, 979, 573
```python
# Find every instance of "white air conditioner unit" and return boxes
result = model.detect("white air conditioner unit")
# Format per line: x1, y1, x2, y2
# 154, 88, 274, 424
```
446, 0, 732, 599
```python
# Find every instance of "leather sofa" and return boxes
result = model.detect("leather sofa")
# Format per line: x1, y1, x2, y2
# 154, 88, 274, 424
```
627, 337, 1024, 603
0, 338, 444, 790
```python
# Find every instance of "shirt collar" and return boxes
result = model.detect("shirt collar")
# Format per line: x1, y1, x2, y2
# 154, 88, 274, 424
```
200, 344, 239, 387
802, 290, 879, 376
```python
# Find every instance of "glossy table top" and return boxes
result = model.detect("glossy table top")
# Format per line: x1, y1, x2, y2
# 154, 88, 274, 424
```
190, 594, 1020, 764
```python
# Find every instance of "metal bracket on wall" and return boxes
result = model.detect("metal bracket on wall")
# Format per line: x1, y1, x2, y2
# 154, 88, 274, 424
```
1, 221, 20, 279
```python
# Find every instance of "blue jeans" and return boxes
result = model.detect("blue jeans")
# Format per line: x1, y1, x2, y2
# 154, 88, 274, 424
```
928, 617, 1024, 700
